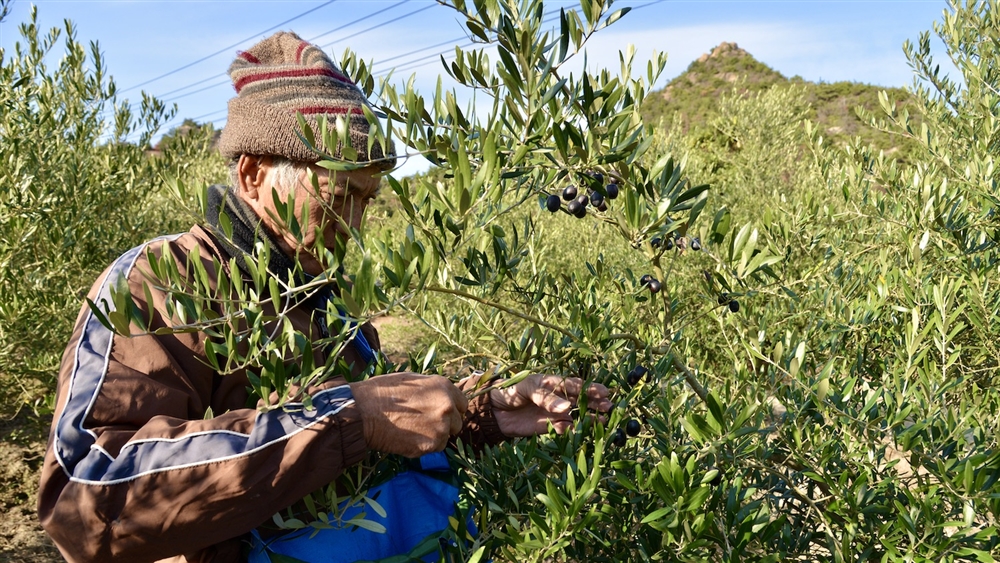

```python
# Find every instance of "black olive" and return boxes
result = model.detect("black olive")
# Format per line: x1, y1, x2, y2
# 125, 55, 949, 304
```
546, 194, 561, 212
611, 428, 627, 447
567, 200, 582, 215
626, 365, 647, 387
625, 419, 641, 437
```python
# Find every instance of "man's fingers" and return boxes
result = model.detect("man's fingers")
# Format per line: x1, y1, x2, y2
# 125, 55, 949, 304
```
533, 387, 573, 414
446, 380, 467, 435
585, 383, 613, 412
550, 420, 573, 435
585, 381, 610, 399
540, 374, 581, 397
449, 409, 464, 436
449, 383, 469, 416
537, 375, 611, 411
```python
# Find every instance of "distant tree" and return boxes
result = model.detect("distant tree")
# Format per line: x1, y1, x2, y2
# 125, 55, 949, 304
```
0, 9, 207, 415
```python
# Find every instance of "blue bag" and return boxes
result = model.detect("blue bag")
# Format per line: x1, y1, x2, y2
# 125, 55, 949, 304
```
248, 303, 475, 562
248, 450, 475, 563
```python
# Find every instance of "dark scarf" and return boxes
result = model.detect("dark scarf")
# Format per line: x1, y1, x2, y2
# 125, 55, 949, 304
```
205, 184, 299, 284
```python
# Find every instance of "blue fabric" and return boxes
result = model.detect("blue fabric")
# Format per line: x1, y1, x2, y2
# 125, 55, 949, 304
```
249, 287, 454, 562
309, 287, 378, 367
249, 453, 474, 563
417, 452, 451, 472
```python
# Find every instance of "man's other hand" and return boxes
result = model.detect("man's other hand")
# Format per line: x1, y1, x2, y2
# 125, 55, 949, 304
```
350, 373, 468, 458
490, 374, 612, 437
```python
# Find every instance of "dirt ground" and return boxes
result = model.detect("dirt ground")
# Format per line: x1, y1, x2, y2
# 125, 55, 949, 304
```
0, 412, 61, 563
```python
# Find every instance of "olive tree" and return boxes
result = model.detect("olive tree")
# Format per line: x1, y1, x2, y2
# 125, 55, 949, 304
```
0, 8, 210, 416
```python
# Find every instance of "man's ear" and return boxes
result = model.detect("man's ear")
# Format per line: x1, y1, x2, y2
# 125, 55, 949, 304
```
235, 154, 272, 202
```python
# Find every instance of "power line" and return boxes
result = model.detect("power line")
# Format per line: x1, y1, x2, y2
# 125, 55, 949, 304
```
126, 1, 435, 141
155, 73, 227, 101
120, 0, 338, 94
317, 3, 436, 51
385, 10, 563, 74
388, 0, 668, 74
375, 35, 469, 67
138, 0, 426, 106
136, 0, 666, 140
376, 5, 564, 74
189, 108, 228, 123
161, 78, 231, 104
308, 0, 409, 44
387, 40, 477, 75
155, 108, 227, 137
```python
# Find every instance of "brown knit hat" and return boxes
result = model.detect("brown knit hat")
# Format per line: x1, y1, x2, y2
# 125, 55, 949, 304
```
218, 31, 395, 169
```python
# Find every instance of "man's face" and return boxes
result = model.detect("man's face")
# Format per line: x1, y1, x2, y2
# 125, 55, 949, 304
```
239, 156, 381, 275
290, 163, 381, 247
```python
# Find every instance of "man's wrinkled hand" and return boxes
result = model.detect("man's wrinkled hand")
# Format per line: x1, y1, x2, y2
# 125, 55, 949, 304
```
489, 374, 612, 437
350, 372, 468, 458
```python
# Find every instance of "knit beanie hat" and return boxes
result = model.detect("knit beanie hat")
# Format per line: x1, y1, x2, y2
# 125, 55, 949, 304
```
218, 31, 396, 169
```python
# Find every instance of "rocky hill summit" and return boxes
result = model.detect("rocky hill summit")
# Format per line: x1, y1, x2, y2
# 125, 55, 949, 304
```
642, 42, 916, 155
658, 42, 785, 104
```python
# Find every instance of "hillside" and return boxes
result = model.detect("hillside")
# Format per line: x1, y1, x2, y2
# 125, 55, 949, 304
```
642, 42, 917, 156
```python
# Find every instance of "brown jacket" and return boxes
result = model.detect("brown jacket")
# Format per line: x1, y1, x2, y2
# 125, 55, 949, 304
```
38, 225, 503, 563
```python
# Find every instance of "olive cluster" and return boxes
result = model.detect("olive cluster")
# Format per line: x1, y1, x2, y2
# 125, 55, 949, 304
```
646, 237, 741, 314
717, 292, 740, 313
611, 420, 642, 447
545, 173, 620, 219
611, 364, 648, 447
638, 274, 661, 294
651, 233, 702, 253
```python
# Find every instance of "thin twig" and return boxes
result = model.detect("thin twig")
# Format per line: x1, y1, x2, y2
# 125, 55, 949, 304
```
424, 286, 577, 339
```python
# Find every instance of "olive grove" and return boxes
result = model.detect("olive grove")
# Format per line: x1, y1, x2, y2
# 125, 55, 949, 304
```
2, 0, 999, 561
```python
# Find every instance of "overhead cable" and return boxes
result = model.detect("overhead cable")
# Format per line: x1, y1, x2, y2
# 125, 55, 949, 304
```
121, 0, 338, 93
317, 3, 436, 51
137, 0, 666, 139
144, 0, 425, 104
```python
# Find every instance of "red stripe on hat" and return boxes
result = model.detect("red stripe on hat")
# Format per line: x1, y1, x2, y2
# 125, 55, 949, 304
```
237, 51, 261, 64
295, 41, 308, 63
234, 68, 353, 93
296, 106, 366, 116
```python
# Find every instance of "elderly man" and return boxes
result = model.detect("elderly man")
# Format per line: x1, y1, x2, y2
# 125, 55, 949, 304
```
38, 31, 610, 563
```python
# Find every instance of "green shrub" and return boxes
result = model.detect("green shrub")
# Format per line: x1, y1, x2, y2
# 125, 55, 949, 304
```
0, 9, 222, 415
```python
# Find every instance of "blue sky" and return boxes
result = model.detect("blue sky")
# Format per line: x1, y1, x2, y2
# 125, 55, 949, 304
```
0, 0, 952, 174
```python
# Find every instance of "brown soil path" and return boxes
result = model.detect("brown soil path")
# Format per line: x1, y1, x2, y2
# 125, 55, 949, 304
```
0, 413, 60, 563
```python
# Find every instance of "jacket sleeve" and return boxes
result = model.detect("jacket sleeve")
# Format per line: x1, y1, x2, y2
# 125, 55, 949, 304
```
453, 373, 507, 449
37, 235, 369, 563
